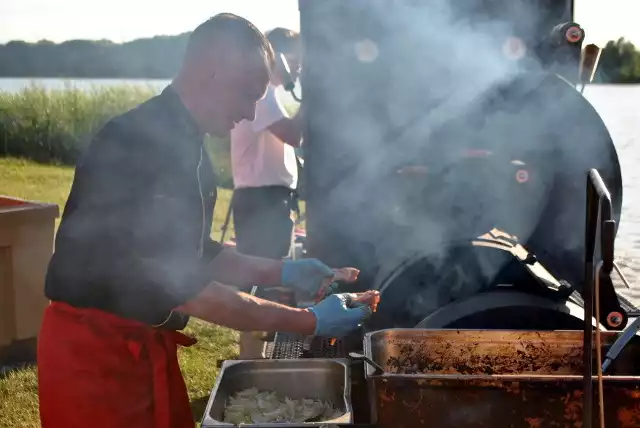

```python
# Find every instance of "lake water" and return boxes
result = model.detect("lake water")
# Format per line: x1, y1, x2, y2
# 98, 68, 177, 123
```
1, 78, 639, 301
582, 84, 640, 304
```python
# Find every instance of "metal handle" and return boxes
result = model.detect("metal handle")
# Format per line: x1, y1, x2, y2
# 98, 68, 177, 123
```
347, 352, 384, 375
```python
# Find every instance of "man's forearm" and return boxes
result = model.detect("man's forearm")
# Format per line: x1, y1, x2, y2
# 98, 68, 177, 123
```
268, 110, 303, 148
175, 281, 316, 334
206, 248, 283, 288
285, 112, 303, 149
284, 113, 303, 148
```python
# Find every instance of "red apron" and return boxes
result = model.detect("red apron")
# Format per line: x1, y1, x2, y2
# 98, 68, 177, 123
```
38, 301, 198, 428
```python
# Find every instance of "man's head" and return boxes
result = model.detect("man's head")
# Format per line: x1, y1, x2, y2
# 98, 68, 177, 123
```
265, 27, 301, 83
174, 13, 275, 136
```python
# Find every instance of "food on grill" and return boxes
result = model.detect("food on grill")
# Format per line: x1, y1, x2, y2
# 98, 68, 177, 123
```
328, 290, 381, 346
222, 387, 343, 424
351, 290, 381, 312
317, 267, 361, 300
332, 267, 360, 283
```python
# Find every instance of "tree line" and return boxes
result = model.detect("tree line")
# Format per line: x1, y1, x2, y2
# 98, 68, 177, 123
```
0, 35, 190, 79
599, 38, 640, 83
0, 34, 638, 82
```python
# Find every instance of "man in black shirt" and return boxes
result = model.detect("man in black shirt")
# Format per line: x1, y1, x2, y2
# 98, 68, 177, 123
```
38, 14, 371, 428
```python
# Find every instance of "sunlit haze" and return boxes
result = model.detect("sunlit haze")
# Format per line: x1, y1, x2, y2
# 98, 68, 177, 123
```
0, 0, 300, 43
1, 0, 639, 47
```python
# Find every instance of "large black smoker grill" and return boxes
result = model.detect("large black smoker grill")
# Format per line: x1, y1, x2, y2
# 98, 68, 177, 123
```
202, 1, 640, 427
298, 0, 627, 331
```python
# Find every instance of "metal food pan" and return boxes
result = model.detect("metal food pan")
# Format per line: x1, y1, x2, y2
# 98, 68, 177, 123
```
361, 329, 640, 428
201, 358, 353, 427
364, 329, 640, 377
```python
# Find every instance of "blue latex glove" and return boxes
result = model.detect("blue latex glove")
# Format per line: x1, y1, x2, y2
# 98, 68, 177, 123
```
307, 293, 372, 338
281, 259, 334, 297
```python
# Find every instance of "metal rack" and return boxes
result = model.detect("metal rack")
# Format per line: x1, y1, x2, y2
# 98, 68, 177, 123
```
267, 333, 349, 360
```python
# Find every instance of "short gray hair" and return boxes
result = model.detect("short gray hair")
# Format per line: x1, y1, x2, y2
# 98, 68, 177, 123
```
185, 13, 275, 68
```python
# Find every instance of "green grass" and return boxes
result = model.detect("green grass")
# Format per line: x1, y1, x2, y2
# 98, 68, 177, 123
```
0, 368, 39, 428
0, 158, 241, 427
0, 157, 236, 239
0, 85, 156, 163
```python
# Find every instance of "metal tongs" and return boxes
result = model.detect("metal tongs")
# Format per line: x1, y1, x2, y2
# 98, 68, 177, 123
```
471, 228, 567, 293
602, 316, 640, 373
600, 254, 637, 373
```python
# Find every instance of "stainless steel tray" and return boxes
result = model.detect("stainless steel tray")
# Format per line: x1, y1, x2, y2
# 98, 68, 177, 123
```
363, 328, 640, 377
201, 358, 353, 427
361, 329, 640, 428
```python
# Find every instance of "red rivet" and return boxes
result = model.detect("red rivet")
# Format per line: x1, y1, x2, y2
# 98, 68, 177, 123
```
516, 169, 529, 183
565, 26, 583, 43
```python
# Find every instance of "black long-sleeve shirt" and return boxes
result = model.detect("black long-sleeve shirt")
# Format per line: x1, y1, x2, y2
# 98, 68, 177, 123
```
45, 86, 223, 329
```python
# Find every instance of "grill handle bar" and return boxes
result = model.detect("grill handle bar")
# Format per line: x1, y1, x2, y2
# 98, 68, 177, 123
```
584, 169, 616, 428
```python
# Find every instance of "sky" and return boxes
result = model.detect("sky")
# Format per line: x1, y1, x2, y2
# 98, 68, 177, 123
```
0, 0, 638, 47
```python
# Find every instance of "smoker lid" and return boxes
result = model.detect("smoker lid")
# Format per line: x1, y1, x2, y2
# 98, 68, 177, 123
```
352, 74, 621, 327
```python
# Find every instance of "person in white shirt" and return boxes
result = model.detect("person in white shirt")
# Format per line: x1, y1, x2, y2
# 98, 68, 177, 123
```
230, 27, 304, 358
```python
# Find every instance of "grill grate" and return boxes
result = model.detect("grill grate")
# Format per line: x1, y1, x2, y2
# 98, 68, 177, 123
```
267, 333, 350, 359
308, 337, 348, 359
265, 333, 305, 359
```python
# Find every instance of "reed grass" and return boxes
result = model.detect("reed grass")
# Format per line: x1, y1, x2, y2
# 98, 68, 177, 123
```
0, 84, 234, 187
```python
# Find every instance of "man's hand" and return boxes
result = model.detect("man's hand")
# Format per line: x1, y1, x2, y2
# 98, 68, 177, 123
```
307, 293, 372, 338
281, 259, 334, 297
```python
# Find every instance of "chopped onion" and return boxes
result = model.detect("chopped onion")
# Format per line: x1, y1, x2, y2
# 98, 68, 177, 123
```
222, 387, 343, 424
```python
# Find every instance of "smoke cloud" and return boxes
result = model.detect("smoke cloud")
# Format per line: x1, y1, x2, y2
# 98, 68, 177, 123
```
300, 0, 622, 325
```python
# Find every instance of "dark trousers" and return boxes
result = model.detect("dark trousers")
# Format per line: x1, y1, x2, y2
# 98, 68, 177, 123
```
233, 185, 296, 298
233, 186, 296, 259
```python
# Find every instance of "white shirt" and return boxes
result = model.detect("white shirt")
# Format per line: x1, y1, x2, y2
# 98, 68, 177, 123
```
230, 84, 299, 190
